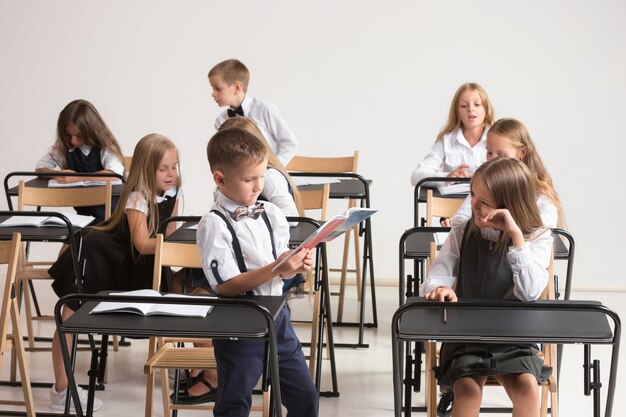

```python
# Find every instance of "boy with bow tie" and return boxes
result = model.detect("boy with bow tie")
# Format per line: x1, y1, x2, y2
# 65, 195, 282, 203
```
196, 127, 318, 417
209, 59, 299, 166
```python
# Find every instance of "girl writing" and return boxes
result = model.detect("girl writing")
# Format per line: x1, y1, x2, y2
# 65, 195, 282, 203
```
36, 99, 125, 223
424, 157, 553, 417
410, 83, 495, 187
48, 133, 182, 412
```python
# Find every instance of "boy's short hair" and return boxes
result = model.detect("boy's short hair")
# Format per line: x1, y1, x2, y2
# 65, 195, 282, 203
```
208, 59, 250, 92
207, 127, 267, 173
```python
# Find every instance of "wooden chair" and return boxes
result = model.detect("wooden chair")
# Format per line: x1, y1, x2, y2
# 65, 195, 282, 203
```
15, 179, 113, 351
423, 241, 559, 417
123, 155, 133, 177
425, 189, 465, 227
287, 151, 361, 322
0, 232, 35, 417
144, 234, 269, 417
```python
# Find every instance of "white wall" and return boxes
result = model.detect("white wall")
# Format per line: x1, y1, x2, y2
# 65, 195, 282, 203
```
1, 0, 625, 287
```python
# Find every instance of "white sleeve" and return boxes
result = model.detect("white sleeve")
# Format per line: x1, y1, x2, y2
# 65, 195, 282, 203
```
262, 169, 298, 217
35, 148, 64, 170
508, 228, 553, 302
100, 149, 124, 175
214, 111, 228, 130
196, 213, 244, 288
125, 191, 149, 215
410, 140, 449, 187
451, 195, 472, 225
420, 219, 466, 295
537, 194, 558, 229
262, 102, 298, 165
266, 203, 291, 254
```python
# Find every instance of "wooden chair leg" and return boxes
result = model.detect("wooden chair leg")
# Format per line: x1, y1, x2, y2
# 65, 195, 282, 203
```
262, 385, 271, 417
425, 341, 438, 417
308, 290, 321, 378
21, 282, 37, 351
336, 230, 351, 323
11, 299, 36, 417
353, 225, 362, 301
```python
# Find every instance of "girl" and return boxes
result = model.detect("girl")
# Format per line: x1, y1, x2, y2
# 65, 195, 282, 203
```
410, 83, 495, 187
47, 133, 182, 412
451, 118, 564, 229
424, 157, 553, 417
36, 99, 125, 223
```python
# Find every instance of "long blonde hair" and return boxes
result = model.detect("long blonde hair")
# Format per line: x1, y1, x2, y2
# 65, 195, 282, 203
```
219, 117, 304, 215
94, 134, 181, 239
468, 157, 544, 255
489, 118, 564, 227
437, 83, 494, 140
53, 99, 123, 167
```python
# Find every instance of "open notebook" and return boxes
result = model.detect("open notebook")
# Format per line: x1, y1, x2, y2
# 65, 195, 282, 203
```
89, 289, 214, 317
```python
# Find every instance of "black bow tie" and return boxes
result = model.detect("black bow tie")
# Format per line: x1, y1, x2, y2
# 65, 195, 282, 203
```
227, 106, 244, 118
230, 202, 265, 221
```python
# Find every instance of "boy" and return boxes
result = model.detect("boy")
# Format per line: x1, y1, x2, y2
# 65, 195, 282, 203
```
209, 59, 299, 166
196, 127, 319, 417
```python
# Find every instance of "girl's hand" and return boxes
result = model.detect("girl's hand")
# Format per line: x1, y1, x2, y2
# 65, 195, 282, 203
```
425, 286, 458, 302
476, 209, 525, 247
448, 164, 471, 179
53, 170, 78, 183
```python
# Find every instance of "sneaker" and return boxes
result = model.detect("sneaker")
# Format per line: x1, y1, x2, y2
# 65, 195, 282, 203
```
50, 384, 103, 412
437, 391, 453, 417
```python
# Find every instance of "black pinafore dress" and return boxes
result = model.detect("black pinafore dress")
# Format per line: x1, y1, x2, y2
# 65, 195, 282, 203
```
435, 224, 552, 388
50, 192, 177, 310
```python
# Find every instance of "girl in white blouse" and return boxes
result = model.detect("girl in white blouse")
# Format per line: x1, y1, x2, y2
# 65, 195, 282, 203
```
410, 83, 495, 187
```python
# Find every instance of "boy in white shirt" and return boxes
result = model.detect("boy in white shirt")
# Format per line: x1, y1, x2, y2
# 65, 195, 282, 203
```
196, 127, 318, 417
209, 59, 299, 166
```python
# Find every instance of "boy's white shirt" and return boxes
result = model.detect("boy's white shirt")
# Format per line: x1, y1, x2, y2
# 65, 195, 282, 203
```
36, 144, 125, 175
196, 190, 290, 295
214, 95, 299, 165
422, 218, 553, 302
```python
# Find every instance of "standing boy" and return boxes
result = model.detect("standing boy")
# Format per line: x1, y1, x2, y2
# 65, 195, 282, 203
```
196, 127, 318, 417
209, 59, 299, 165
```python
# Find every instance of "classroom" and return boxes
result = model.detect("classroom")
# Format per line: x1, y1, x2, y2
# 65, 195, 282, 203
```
0, 1, 624, 416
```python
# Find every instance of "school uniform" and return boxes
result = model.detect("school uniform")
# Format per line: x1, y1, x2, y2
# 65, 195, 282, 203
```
49, 187, 180, 311
214, 95, 299, 165
261, 167, 298, 218
36, 145, 125, 223
410, 127, 488, 187
452, 193, 559, 229
196, 191, 318, 417
423, 220, 553, 388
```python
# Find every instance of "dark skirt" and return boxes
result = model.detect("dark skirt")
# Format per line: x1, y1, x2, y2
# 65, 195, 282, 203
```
435, 342, 552, 388
50, 228, 155, 310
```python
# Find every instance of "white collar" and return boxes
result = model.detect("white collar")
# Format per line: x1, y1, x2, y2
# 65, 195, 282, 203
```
216, 190, 258, 213
156, 186, 177, 203
69, 144, 93, 156
239, 94, 253, 115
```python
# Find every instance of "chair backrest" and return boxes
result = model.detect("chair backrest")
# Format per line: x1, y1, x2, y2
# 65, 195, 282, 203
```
123, 156, 133, 177
1, 232, 21, 354
17, 180, 113, 219
152, 234, 202, 291
287, 150, 359, 174
298, 183, 330, 221
425, 189, 464, 227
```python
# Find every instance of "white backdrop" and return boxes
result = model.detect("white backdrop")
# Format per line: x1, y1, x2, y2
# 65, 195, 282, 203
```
1, 0, 625, 288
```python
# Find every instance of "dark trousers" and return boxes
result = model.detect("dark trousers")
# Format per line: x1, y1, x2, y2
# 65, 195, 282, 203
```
213, 307, 318, 417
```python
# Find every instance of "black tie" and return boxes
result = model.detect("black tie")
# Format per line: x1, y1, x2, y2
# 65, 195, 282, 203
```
227, 106, 244, 118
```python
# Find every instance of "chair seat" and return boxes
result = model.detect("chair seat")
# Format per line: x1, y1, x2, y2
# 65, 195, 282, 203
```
144, 343, 216, 374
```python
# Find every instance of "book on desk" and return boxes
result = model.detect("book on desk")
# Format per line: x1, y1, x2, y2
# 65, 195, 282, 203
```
48, 179, 123, 187
89, 289, 214, 317
0, 212, 95, 228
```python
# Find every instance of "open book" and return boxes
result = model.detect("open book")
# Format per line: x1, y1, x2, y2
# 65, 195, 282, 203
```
48, 179, 123, 188
0, 213, 95, 228
436, 182, 470, 195
272, 207, 377, 271
89, 289, 214, 317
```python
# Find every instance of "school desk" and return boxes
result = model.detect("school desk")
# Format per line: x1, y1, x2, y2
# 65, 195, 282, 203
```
413, 177, 471, 227
4, 171, 125, 211
55, 293, 287, 417
291, 172, 376, 349
162, 216, 340, 397
391, 298, 621, 417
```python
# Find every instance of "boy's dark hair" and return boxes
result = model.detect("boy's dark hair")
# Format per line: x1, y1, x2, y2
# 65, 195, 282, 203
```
208, 59, 250, 92
207, 127, 267, 173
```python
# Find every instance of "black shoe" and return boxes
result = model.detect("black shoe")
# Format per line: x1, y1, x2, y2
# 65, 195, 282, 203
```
437, 391, 453, 417
171, 379, 217, 405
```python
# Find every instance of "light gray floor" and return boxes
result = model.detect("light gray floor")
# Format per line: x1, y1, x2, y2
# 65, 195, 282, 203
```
1, 284, 624, 416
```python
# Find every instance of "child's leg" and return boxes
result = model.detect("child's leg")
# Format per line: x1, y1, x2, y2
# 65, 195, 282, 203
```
51, 305, 75, 392
452, 376, 487, 417
495, 373, 540, 417
275, 307, 318, 417
213, 338, 265, 417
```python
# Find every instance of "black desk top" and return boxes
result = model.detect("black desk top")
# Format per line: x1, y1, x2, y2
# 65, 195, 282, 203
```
396, 298, 614, 344
6, 177, 124, 197
0, 214, 82, 242
60, 295, 286, 339
296, 178, 371, 200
